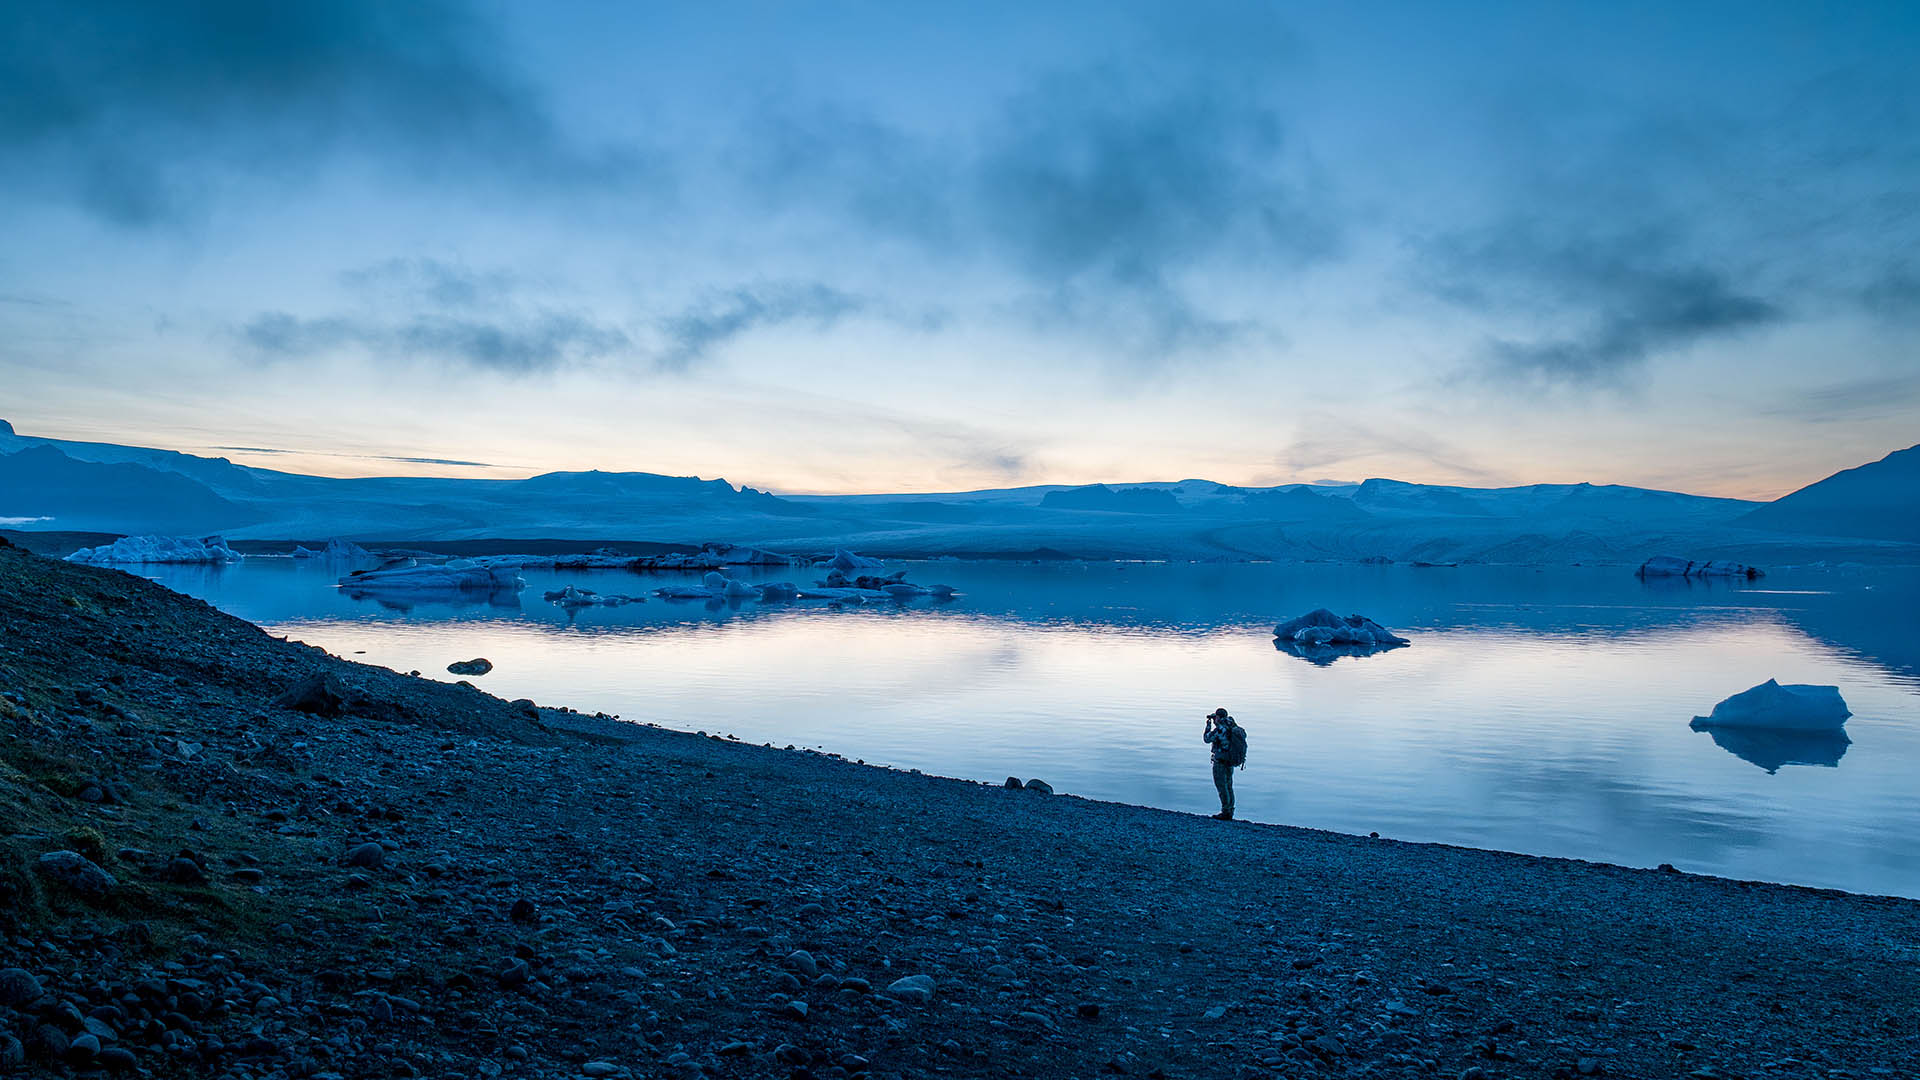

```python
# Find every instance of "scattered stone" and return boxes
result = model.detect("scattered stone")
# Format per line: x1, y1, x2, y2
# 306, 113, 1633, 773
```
581, 1064, 619, 1078
343, 842, 386, 869
886, 974, 936, 1005
1004, 777, 1023, 789
783, 949, 820, 979
162, 856, 207, 884
447, 658, 494, 676
510, 898, 537, 923
1024, 778, 1054, 794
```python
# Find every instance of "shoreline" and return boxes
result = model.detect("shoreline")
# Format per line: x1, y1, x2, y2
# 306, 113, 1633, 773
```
2, 538, 1916, 1078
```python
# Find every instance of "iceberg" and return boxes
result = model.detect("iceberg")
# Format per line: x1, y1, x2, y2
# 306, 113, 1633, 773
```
542, 585, 644, 608
828, 548, 885, 572
337, 564, 525, 595
1690, 679, 1850, 732
67, 535, 244, 565
1637, 556, 1763, 579
292, 538, 373, 561
1273, 608, 1410, 648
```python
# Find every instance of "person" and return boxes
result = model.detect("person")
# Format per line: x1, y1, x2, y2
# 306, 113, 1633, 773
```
1202, 707, 1245, 820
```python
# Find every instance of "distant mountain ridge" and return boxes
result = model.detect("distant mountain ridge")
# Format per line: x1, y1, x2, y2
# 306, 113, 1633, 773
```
1736, 444, 1920, 543
2, 419, 1916, 564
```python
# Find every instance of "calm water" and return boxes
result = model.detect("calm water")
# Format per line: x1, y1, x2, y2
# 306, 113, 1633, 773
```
141, 558, 1920, 898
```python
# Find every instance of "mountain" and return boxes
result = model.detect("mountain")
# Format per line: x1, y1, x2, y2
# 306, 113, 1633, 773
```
0, 445, 259, 533
3, 418, 1916, 564
1737, 445, 1920, 543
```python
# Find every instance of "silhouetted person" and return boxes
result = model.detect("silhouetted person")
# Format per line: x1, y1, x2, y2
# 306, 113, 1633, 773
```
1203, 707, 1247, 820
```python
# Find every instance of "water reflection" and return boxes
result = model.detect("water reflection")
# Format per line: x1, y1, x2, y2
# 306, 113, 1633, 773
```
1273, 639, 1403, 666
1692, 725, 1851, 773
123, 556, 1920, 896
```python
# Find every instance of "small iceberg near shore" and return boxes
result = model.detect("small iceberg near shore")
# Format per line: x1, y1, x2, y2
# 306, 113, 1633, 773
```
1690, 679, 1851, 732
67, 535, 244, 565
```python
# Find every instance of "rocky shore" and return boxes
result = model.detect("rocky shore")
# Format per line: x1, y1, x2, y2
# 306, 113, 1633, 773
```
1, 537, 1916, 1079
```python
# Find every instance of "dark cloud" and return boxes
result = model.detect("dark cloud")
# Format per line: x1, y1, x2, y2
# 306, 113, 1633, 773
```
656, 283, 866, 372
0, 0, 642, 225
1424, 224, 1783, 389
736, 57, 1334, 359
243, 310, 630, 375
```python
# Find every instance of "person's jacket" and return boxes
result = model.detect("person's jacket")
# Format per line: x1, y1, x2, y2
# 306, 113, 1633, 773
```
1204, 718, 1239, 764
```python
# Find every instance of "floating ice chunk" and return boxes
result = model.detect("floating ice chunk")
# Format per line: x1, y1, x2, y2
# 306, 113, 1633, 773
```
1690, 679, 1850, 732
755, 581, 800, 601
292, 538, 373, 561
828, 548, 884, 572
1272, 608, 1410, 648
338, 564, 524, 594
1637, 556, 1763, 579
543, 585, 644, 608
67, 535, 244, 565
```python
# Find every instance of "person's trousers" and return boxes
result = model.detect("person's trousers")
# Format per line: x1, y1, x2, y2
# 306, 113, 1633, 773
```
1212, 761, 1235, 815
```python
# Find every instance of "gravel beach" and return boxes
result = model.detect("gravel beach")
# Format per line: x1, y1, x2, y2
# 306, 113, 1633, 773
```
1, 538, 1915, 1079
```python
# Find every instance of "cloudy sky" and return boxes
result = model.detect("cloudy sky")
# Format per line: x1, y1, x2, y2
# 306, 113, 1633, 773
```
2, 1, 1915, 498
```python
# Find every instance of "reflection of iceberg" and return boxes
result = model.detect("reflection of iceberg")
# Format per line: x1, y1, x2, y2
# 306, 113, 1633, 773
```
1691, 680, 1850, 732
1697, 726, 1850, 774
1273, 638, 1400, 665
1272, 608, 1409, 663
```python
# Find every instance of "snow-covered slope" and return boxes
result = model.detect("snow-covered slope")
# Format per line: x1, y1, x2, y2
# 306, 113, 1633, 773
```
3, 419, 1917, 564
1736, 444, 1920, 543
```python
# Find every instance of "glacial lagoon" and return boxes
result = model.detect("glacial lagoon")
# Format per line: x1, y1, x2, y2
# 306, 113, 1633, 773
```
140, 558, 1920, 898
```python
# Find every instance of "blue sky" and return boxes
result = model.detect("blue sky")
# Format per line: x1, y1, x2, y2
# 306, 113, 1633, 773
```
2, 1, 1916, 498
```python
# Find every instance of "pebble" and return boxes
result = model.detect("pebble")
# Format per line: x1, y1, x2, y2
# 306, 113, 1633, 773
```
580, 1063, 619, 1078
343, 842, 386, 868
784, 949, 820, 979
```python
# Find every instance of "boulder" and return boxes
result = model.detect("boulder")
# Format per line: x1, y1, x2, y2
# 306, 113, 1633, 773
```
274, 673, 348, 717
446, 658, 493, 676
1023, 779, 1054, 795
33, 851, 116, 900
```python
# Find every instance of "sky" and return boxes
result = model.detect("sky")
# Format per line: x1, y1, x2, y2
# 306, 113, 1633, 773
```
1, 1, 1916, 500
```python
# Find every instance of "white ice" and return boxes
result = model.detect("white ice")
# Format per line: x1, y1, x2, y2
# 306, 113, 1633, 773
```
292, 538, 373, 561
66, 535, 244, 565
337, 564, 525, 594
1691, 679, 1851, 732
1272, 608, 1410, 648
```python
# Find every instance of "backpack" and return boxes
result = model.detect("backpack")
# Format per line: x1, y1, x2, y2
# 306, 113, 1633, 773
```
1224, 722, 1248, 768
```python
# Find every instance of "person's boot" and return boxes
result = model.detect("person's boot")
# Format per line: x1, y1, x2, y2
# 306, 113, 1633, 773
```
1211, 810, 1234, 820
